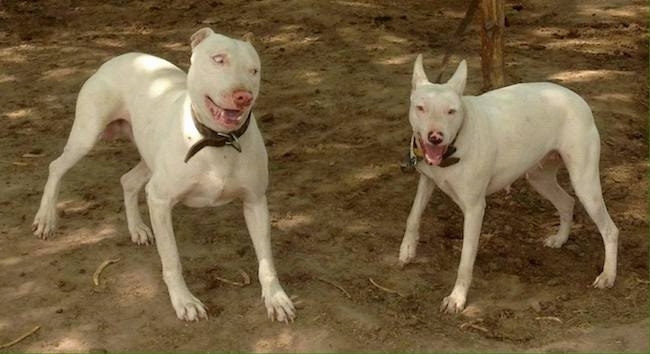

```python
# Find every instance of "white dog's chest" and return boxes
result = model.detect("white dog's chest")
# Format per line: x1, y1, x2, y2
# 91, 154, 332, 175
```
181, 170, 241, 207
418, 166, 463, 205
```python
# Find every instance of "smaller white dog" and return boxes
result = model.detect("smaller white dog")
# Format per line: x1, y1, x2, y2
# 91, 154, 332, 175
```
33, 28, 295, 322
400, 55, 618, 313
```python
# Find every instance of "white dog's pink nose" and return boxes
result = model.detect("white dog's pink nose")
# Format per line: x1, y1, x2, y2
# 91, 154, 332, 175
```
428, 131, 444, 145
233, 90, 253, 107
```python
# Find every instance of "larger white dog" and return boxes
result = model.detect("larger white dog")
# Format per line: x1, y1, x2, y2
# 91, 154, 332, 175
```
33, 28, 295, 322
400, 55, 618, 313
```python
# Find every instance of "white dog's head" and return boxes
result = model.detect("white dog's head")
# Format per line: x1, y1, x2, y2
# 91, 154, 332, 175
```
187, 28, 261, 132
409, 54, 467, 166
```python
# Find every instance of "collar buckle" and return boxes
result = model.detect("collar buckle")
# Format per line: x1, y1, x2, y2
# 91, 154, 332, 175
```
221, 133, 242, 152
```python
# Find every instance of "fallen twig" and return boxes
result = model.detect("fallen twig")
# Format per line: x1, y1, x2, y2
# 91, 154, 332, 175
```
93, 258, 121, 286
535, 316, 563, 324
460, 323, 489, 333
21, 153, 45, 158
368, 277, 405, 297
0, 325, 41, 349
238, 269, 251, 285
317, 277, 351, 299
459, 319, 488, 333
635, 278, 650, 285
411, 314, 426, 324
213, 268, 251, 287
289, 294, 302, 309
0, 160, 29, 166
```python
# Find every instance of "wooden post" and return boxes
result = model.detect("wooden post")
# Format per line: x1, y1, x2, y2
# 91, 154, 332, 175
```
480, 0, 505, 91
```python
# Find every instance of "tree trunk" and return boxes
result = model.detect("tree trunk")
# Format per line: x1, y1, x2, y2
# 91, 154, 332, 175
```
480, 0, 505, 91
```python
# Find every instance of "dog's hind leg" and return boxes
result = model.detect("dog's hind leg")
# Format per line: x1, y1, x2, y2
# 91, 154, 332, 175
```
399, 174, 435, 266
121, 160, 153, 245
562, 129, 618, 288
34, 76, 126, 239
526, 152, 575, 248
33, 76, 122, 239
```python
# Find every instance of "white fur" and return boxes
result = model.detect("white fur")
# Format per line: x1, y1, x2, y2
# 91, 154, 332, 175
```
33, 28, 295, 322
400, 55, 618, 313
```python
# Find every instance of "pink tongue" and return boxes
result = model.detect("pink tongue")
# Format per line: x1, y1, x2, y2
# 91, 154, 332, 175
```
205, 97, 241, 125
422, 144, 446, 165
223, 109, 240, 122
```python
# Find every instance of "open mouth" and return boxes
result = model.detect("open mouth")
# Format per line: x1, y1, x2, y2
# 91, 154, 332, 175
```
418, 135, 448, 166
205, 96, 244, 128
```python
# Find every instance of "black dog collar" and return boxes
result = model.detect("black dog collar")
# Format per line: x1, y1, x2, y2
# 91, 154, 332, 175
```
184, 108, 252, 163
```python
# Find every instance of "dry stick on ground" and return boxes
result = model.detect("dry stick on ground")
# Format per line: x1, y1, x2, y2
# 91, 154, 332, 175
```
368, 277, 406, 297
317, 277, 351, 299
459, 319, 489, 333
213, 268, 251, 287
535, 316, 563, 324
0, 325, 41, 350
290, 295, 304, 309
461, 323, 489, 333
21, 153, 45, 158
411, 314, 426, 324
92, 258, 121, 286
0, 160, 29, 166
238, 269, 251, 285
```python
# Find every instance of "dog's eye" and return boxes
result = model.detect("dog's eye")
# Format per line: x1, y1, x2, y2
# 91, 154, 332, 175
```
251, 68, 259, 75
212, 54, 226, 64
447, 108, 457, 115
415, 105, 425, 112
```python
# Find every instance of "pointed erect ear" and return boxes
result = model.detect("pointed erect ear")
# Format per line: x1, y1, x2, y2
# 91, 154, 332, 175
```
190, 27, 215, 49
412, 54, 429, 89
446, 60, 467, 95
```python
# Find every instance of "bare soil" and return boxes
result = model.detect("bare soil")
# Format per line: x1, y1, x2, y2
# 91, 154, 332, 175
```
0, 0, 648, 352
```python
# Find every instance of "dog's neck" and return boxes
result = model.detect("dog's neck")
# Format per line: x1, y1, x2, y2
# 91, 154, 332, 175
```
184, 106, 252, 163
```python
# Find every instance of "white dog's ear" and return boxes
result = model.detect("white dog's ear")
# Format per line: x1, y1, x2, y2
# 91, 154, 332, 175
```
190, 27, 215, 49
447, 60, 467, 95
412, 54, 429, 89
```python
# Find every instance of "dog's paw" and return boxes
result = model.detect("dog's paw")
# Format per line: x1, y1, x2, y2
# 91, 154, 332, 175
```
171, 292, 208, 321
543, 233, 568, 248
592, 271, 616, 289
398, 236, 418, 267
440, 294, 466, 314
262, 283, 296, 323
129, 223, 154, 245
32, 208, 58, 239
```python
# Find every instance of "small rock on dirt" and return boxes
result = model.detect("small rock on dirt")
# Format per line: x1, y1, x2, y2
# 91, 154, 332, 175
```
260, 113, 274, 122
529, 43, 547, 50
529, 300, 542, 312
57, 280, 76, 293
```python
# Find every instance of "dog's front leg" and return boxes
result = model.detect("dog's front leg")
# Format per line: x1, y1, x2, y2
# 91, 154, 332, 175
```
399, 174, 435, 266
243, 195, 295, 323
146, 182, 207, 321
441, 198, 486, 313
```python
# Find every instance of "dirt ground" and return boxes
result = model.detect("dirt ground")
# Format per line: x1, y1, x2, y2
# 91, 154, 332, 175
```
1, 0, 648, 352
